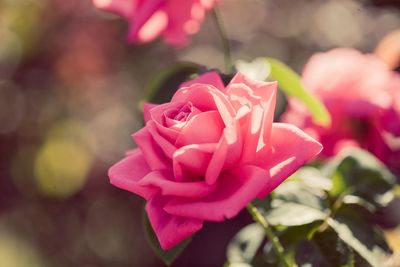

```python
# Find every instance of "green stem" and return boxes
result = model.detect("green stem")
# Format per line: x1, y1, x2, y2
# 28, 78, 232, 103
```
211, 7, 232, 74
307, 191, 348, 240
246, 203, 291, 267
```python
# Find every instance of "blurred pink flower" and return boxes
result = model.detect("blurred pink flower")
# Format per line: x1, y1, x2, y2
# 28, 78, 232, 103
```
109, 72, 322, 249
93, 0, 220, 46
283, 48, 400, 174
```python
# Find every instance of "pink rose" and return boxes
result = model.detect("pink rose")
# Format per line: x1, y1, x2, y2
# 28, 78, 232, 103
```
109, 71, 322, 249
93, 0, 220, 46
371, 74, 400, 175
283, 48, 400, 174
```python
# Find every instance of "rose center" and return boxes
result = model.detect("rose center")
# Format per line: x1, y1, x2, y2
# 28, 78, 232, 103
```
174, 104, 192, 121
164, 102, 201, 128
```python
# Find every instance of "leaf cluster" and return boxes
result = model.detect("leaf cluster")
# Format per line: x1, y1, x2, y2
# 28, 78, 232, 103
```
227, 148, 397, 267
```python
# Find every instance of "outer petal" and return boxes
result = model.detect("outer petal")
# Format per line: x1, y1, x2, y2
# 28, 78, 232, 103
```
146, 196, 203, 250
173, 143, 216, 181
147, 120, 177, 159
227, 74, 278, 163
162, 0, 206, 46
180, 71, 225, 91
125, 0, 168, 43
93, 0, 137, 18
164, 165, 269, 221
150, 102, 182, 141
139, 170, 217, 198
132, 126, 169, 170
132, 9, 168, 43
228, 72, 277, 101
256, 123, 323, 198
205, 121, 242, 184
200, 0, 220, 9
143, 102, 158, 123
108, 149, 158, 200
302, 48, 391, 109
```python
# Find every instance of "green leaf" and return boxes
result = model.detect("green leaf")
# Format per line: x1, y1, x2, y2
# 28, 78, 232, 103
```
324, 148, 396, 208
295, 240, 330, 267
227, 223, 265, 264
327, 206, 391, 267
341, 195, 377, 213
295, 229, 354, 267
266, 182, 329, 226
291, 167, 333, 191
266, 202, 327, 227
143, 213, 191, 266
235, 57, 330, 126
139, 62, 203, 109
265, 57, 331, 127
263, 223, 321, 266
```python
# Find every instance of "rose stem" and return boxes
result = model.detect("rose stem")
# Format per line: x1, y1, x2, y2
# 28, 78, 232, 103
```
211, 7, 232, 74
246, 203, 291, 267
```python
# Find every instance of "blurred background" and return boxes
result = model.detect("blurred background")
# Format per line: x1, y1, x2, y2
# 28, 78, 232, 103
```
0, 0, 399, 266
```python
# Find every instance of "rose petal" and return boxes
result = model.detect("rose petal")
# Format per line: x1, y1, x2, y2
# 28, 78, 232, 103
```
228, 73, 278, 163
205, 122, 243, 184
173, 143, 216, 181
256, 123, 323, 198
302, 48, 392, 109
93, 0, 137, 18
228, 72, 277, 103
139, 170, 217, 198
162, 0, 206, 46
164, 165, 269, 221
132, 126, 169, 170
164, 102, 201, 129
125, 0, 167, 43
180, 71, 225, 91
146, 196, 203, 250
143, 102, 158, 123
172, 84, 236, 126
147, 120, 177, 159
175, 111, 224, 147
150, 102, 182, 141
200, 0, 219, 9
135, 9, 169, 43
108, 149, 158, 200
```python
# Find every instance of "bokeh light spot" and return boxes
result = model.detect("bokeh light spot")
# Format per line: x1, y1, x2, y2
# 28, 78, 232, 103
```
0, 225, 48, 267
0, 27, 22, 78
34, 138, 92, 198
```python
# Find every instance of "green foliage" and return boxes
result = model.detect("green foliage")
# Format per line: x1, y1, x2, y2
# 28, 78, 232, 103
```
324, 148, 396, 207
227, 223, 265, 264
327, 206, 391, 267
265, 57, 331, 127
227, 148, 397, 267
266, 182, 329, 227
235, 57, 331, 127
296, 229, 354, 267
143, 213, 191, 266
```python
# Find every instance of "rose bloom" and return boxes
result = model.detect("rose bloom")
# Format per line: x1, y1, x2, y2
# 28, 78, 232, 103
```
109, 71, 322, 249
283, 48, 400, 175
93, 0, 220, 46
